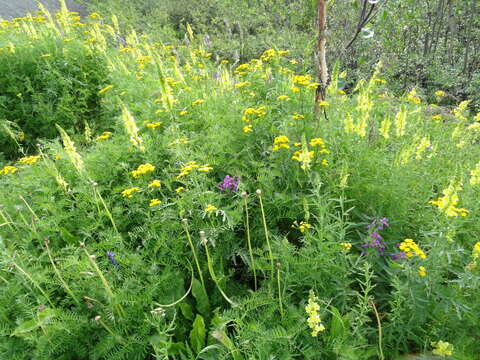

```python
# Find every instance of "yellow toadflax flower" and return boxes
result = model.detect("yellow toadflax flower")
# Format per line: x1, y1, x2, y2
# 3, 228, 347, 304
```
469, 161, 480, 185
56, 125, 84, 174
429, 183, 469, 217
305, 290, 325, 337
121, 104, 144, 151
431, 341, 453, 357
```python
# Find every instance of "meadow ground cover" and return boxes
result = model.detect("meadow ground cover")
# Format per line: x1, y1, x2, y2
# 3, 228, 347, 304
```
1, 3, 480, 359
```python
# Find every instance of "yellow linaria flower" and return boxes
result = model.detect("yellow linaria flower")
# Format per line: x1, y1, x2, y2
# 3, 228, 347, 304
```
148, 180, 161, 188
56, 125, 84, 173
98, 85, 113, 94
121, 104, 144, 151
305, 290, 325, 337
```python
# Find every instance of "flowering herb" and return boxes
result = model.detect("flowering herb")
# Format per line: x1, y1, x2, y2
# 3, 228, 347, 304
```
219, 175, 240, 192
106, 251, 119, 267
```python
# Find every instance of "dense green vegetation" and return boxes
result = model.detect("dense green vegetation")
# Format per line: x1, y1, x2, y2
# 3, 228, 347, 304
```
1, 1, 480, 359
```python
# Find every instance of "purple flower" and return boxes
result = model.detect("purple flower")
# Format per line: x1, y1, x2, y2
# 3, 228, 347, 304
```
219, 175, 240, 192
389, 252, 406, 261
107, 251, 119, 267
370, 232, 383, 240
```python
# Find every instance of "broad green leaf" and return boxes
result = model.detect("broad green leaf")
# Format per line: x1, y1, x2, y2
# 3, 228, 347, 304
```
189, 314, 206, 354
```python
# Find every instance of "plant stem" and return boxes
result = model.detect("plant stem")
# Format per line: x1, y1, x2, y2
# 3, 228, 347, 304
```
276, 263, 284, 318
370, 300, 384, 360
242, 193, 257, 290
257, 190, 274, 286
13, 262, 54, 307
182, 219, 206, 293
44, 240, 80, 305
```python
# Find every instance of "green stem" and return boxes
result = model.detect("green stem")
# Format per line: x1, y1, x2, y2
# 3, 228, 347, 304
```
82, 245, 125, 318
200, 232, 236, 306
96, 316, 125, 344
276, 263, 284, 318
257, 190, 274, 284
182, 220, 206, 293
14, 262, 54, 307
370, 301, 384, 360
242, 193, 257, 290
94, 187, 119, 234
45, 240, 80, 305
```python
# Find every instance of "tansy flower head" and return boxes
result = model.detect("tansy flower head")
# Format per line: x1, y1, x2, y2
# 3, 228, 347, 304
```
121, 187, 140, 198
205, 204, 217, 213
431, 341, 453, 357
146, 122, 162, 129
0, 165, 18, 175
149, 199, 162, 207
19, 155, 40, 165
148, 180, 161, 188
131, 163, 155, 178
418, 266, 427, 277
243, 125, 253, 133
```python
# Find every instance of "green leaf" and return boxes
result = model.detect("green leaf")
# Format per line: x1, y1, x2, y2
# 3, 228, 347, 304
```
11, 308, 55, 337
189, 314, 206, 354
192, 278, 211, 318
180, 302, 194, 321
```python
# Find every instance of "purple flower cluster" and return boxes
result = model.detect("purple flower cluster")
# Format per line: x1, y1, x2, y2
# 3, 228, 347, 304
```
107, 251, 119, 267
219, 175, 240, 192
389, 252, 407, 260
361, 217, 389, 256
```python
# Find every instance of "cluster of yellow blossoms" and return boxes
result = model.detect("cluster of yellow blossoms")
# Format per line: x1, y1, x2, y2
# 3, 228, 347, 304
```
19, 155, 40, 165
429, 184, 469, 217
242, 106, 267, 123
177, 161, 213, 179
131, 163, 155, 178
272, 136, 329, 168
292, 220, 312, 233
431, 341, 454, 357
205, 204, 217, 214
96, 131, 112, 141
273, 136, 290, 151
467, 242, 480, 270
340, 242, 352, 252
399, 239, 426, 259
0, 165, 18, 175
305, 290, 325, 337
146, 122, 162, 129
121, 187, 140, 198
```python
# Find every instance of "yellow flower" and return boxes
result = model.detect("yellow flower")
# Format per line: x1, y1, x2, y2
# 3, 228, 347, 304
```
205, 204, 217, 213
192, 99, 205, 106
418, 266, 426, 277
235, 81, 250, 89
149, 199, 162, 207
292, 113, 304, 119
399, 239, 427, 259
121, 187, 140, 198
98, 85, 113, 95
277, 95, 290, 101
290, 59, 298, 65
175, 186, 185, 193
435, 90, 446, 97
243, 125, 253, 133
96, 131, 112, 141
431, 341, 453, 357
321, 159, 329, 167
41, 53, 52, 58
179, 110, 188, 116
19, 155, 40, 165
0, 165, 18, 175
318, 100, 330, 107
431, 114, 442, 121
407, 88, 422, 104
148, 180, 161, 188
337, 89, 346, 95
292, 220, 312, 233
274, 136, 289, 144
309, 138, 325, 147
131, 163, 155, 178
198, 165, 213, 172
146, 122, 162, 129
340, 242, 352, 252
305, 290, 325, 337
89, 12, 101, 19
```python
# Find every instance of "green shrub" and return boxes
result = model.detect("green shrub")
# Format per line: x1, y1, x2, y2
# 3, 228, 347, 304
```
0, 18, 110, 160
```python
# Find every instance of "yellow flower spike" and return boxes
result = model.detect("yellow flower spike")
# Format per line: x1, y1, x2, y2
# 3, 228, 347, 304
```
305, 290, 325, 337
